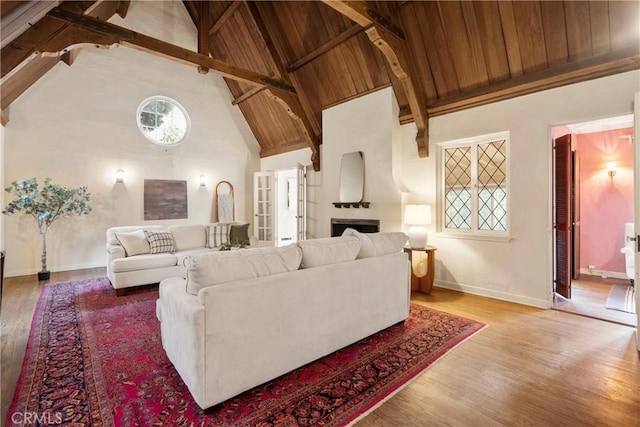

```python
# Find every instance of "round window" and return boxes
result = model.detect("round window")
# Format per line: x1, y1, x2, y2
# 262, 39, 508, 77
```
136, 96, 190, 146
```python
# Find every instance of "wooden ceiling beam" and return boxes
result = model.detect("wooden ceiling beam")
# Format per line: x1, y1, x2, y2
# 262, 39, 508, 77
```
245, 1, 321, 171
41, 7, 296, 95
320, 0, 405, 39
322, 0, 429, 157
0, 0, 128, 125
426, 44, 640, 117
232, 86, 267, 105
1, 107, 9, 127
287, 24, 363, 72
40, 7, 320, 166
209, 1, 242, 36
259, 141, 311, 159
197, 1, 211, 74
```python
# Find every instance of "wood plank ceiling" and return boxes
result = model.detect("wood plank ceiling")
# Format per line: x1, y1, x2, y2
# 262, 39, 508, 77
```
2, 1, 639, 171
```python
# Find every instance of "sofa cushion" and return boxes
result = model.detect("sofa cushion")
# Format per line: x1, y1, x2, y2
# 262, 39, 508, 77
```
229, 223, 250, 245
185, 244, 303, 295
111, 253, 177, 273
114, 230, 150, 256
297, 236, 361, 269
145, 230, 176, 254
206, 222, 233, 248
169, 225, 207, 251
342, 229, 408, 259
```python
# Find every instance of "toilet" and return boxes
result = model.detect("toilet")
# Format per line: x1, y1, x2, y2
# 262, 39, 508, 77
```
620, 222, 635, 284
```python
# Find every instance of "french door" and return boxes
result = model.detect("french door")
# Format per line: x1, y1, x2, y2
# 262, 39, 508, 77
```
296, 163, 307, 242
253, 172, 274, 246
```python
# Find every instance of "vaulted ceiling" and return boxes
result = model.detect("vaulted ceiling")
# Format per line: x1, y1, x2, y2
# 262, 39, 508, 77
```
2, 1, 639, 170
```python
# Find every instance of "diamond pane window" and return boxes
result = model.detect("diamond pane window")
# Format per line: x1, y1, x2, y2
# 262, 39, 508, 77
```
477, 140, 507, 231
440, 132, 509, 236
444, 146, 472, 229
137, 96, 190, 146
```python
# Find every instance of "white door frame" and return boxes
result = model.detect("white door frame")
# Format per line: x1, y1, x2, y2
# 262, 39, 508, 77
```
634, 92, 639, 350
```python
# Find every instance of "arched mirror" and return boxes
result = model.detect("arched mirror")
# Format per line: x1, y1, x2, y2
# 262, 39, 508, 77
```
339, 151, 364, 203
215, 181, 235, 222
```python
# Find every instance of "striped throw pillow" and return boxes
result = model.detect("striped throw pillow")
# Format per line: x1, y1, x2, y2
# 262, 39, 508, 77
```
207, 223, 233, 248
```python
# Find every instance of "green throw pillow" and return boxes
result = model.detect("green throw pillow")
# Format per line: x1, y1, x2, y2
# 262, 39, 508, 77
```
229, 223, 250, 246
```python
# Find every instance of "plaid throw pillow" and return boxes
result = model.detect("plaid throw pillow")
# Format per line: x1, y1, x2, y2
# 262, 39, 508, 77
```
144, 230, 175, 254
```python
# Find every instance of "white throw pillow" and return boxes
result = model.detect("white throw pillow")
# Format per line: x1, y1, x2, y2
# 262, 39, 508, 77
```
185, 244, 303, 295
296, 236, 361, 268
342, 228, 408, 259
168, 224, 206, 251
114, 230, 150, 257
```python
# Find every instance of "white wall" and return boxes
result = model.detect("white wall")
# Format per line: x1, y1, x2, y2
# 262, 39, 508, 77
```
263, 71, 639, 309
2, 1, 260, 276
323, 88, 402, 235
261, 88, 403, 238
401, 70, 640, 308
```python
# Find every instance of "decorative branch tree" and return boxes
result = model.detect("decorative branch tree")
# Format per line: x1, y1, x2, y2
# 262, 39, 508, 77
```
3, 178, 92, 280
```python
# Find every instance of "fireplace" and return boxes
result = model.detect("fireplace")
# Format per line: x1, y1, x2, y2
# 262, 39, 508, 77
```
331, 218, 380, 237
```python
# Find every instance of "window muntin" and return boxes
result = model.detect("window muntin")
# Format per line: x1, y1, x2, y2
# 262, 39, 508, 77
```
137, 96, 190, 146
441, 132, 509, 237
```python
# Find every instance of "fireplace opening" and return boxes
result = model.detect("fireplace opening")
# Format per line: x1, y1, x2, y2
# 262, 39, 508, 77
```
331, 218, 380, 237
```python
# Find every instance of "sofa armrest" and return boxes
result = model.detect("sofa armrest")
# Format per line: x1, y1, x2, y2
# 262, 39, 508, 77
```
106, 243, 125, 261
157, 278, 207, 407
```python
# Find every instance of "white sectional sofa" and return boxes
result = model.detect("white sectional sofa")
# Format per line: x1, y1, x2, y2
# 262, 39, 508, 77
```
156, 230, 410, 410
106, 223, 254, 296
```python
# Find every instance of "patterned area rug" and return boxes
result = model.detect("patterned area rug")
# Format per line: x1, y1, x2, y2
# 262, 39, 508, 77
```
605, 284, 636, 314
8, 277, 486, 426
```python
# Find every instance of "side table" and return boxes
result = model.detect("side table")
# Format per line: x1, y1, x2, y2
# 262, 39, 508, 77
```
403, 246, 437, 294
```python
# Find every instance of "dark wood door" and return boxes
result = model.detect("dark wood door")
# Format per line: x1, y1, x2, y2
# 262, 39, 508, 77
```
554, 135, 572, 298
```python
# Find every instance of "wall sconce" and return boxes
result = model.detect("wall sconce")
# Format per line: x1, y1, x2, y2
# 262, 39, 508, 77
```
606, 161, 617, 179
199, 175, 206, 187
404, 204, 433, 248
115, 169, 125, 183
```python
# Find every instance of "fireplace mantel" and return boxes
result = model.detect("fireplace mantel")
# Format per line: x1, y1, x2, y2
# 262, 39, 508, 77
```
332, 202, 370, 208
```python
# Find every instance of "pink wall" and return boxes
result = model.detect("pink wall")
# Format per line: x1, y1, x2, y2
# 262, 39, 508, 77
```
576, 128, 634, 274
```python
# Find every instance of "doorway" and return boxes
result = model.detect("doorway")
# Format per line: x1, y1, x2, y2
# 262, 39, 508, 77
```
253, 164, 307, 247
551, 115, 636, 326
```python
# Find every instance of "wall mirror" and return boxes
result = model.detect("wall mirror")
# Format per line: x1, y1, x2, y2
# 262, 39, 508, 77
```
215, 181, 235, 221
339, 151, 364, 203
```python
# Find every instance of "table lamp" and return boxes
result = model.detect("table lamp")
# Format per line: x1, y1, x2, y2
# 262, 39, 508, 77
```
404, 204, 432, 248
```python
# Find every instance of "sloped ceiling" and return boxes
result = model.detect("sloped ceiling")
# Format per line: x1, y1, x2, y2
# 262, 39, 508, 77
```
2, 0, 639, 171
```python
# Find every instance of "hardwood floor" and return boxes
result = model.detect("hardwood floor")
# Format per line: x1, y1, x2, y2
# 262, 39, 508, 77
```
553, 275, 636, 327
1, 270, 638, 426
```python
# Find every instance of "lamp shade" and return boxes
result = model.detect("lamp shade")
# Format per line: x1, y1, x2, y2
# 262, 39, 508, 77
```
404, 205, 432, 248
404, 205, 432, 225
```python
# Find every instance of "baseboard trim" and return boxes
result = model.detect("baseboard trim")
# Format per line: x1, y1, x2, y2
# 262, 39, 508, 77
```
578, 268, 628, 280
435, 280, 550, 309
5, 262, 106, 278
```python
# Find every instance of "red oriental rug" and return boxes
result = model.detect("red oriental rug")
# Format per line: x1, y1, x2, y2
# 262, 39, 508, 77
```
7, 277, 486, 426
